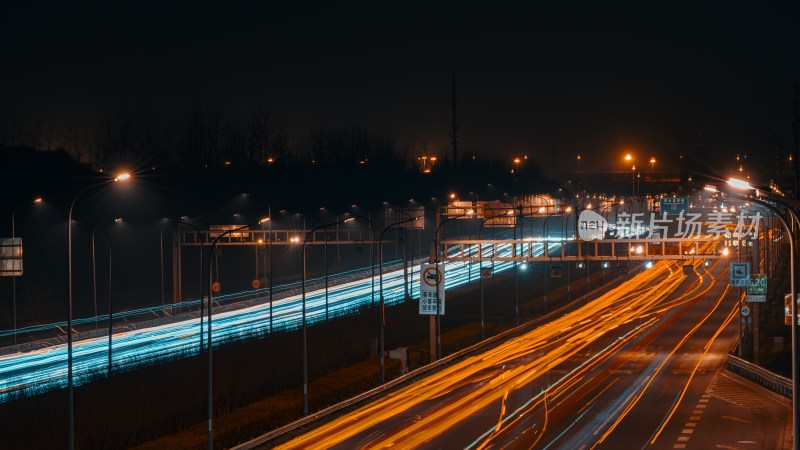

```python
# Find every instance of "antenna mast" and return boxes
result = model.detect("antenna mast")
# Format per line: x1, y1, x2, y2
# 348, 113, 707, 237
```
450, 70, 459, 166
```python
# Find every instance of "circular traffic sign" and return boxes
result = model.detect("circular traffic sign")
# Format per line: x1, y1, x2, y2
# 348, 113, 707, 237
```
251, 279, 262, 289
423, 266, 443, 287
211, 281, 222, 293
741, 305, 751, 317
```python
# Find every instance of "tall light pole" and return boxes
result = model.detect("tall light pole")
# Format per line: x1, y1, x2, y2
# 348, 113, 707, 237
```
165, 218, 204, 347
299, 217, 350, 416
67, 172, 130, 450
10, 197, 42, 344
243, 194, 273, 329
91, 218, 120, 375
477, 205, 500, 339
265, 206, 272, 332
433, 209, 473, 359
92, 219, 118, 330
205, 219, 267, 450
347, 210, 376, 309
542, 206, 569, 313
563, 200, 576, 302
512, 196, 551, 325
625, 154, 634, 195
722, 179, 799, 450
379, 215, 416, 383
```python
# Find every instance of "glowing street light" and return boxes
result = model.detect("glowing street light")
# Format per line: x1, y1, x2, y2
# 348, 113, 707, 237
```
727, 177, 754, 190
67, 172, 131, 449
719, 180, 798, 447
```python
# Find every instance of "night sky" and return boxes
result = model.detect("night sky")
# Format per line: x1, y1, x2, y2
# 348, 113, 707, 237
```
1, 3, 798, 179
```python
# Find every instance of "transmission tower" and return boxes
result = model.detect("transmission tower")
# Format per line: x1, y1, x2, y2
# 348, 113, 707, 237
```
450, 70, 459, 166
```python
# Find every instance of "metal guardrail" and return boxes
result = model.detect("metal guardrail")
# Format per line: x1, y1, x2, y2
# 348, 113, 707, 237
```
726, 353, 792, 398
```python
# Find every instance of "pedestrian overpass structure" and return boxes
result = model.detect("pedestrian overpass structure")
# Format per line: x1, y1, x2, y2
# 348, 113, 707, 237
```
436, 237, 732, 263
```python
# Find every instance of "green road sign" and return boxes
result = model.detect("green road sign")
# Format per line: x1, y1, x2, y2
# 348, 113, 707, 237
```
747, 273, 767, 295
659, 197, 688, 215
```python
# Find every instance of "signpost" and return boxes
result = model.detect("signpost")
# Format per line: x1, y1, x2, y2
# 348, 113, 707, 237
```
659, 197, 689, 215
419, 263, 445, 315
0, 238, 22, 276
746, 273, 767, 302
729, 262, 750, 287
741, 305, 751, 318
785, 293, 800, 326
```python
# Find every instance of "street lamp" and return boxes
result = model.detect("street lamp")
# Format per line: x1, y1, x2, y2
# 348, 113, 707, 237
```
298, 216, 350, 416
10, 197, 42, 344
346, 209, 376, 309
243, 194, 274, 330
92, 219, 118, 330
625, 154, 635, 195
243, 194, 273, 328
562, 201, 577, 302
67, 173, 131, 450
477, 205, 502, 339
723, 178, 798, 450
433, 208, 473, 359
264, 212, 273, 332
205, 218, 267, 450
164, 217, 205, 347
379, 214, 417, 383
91, 218, 121, 376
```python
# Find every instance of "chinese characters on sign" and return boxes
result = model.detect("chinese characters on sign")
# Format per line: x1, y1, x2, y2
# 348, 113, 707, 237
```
419, 264, 445, 315
612, 211, 761, 241
659, 197, 689, 215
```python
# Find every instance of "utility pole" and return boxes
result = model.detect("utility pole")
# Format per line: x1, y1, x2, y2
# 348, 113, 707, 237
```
793, 81, 799, 197
450, 69, 459, 166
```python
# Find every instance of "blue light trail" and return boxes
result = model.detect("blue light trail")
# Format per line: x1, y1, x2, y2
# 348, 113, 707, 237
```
0, 241, 552, 401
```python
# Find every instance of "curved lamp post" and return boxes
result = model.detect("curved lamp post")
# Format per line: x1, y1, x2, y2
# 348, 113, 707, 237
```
164, 218, 205, 347
299, 217, 350, 416
379, 214, 417, 383
346, 210, 376, 308
542, 206, 570, 313
67, 172, 130, 450
91, 218, 121, 375
722, 179, 799, 450
433, 209, 473, 359
511, 197, 552, 325
243, 194, 273, 330
205, 218, 267, 450
477, 205, 503, 339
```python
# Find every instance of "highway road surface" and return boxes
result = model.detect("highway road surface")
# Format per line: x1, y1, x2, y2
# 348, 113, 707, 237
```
273, 247, 790, 449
